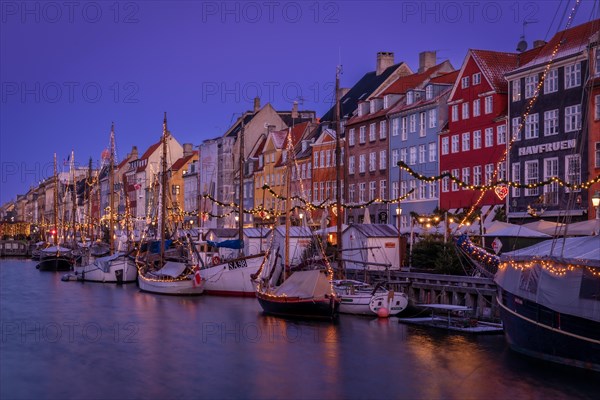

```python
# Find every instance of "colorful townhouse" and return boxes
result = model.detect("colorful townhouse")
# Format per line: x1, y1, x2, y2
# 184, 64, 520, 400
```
506, 20, 599, 222
385, 60, 455, 229
439, 48, 540, 226
588, 31, 600, 218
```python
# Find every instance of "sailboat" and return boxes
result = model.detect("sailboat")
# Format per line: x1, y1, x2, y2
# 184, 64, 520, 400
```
255, 115, 340, 319
199, 119, 266, 296
37, 153, 75, 271
64, 124, 137, 283
137, 113, 204, 295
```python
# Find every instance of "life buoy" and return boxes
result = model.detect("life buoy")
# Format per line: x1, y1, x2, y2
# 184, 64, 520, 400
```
212, 256, 221, 265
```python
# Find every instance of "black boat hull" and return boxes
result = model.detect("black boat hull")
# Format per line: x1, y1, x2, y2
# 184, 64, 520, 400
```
37, 256, 73, 271
498, 289, 600, 371
257, 293, 339, 320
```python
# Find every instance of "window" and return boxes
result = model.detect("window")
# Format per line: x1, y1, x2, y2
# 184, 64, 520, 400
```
462, 132, 470, 151
565, 63, 581, 89
326, 182, 331, 200
401, 117, 407, 140
473, 72, 481, 85
429, 182, 437, 199
441, 137, 449, 155
451, 135, 459, 153
326, 150, 331, 167
497, 161, 506, 180
497, 125, 506, 145
485, 164, 494, 185
462, 102, 470, 119
419, 112, 426, 136
525, 113, 539, 139
313, 183, 319, 201
401, 181, 407, 197
400, 148, 407, 163
348, 128, 355, 146
359, 154, 366, 173
484, 128, 493, 147
407, 92, 414, 105
544, 158, 559, 205
348, 184, 355, 203
418, 182, 426, 199
512, 117, 521, 141
512, 163, 521, 197
359, 126, 366, 143
596, 95, 600, 120
524, 160, 539, 196
418, 144, 426, 164
451, 105, 459, 122
441, 171, 449, 192
512, 79, 521, 102
565, 155, 581, 192
359, 183, 366, 203
484, 96, 493, 114
320, 182, 325, 202
380, 180, 387, 199
473, 166, 482, 186
461, 76, 470, 88
369, 152, 376, 172
379, 150, 387, 169
544, 109, 559, 136
392, 118, 399, 136
392, 149, 399, 166
369, 181, 376, 201
409, 114, 416, 132
595, 142, 600, 168
380, 120, 387, 139
392, 181, 398, 199
172, 185, 180, 195
473, 99, 480, 117
319, 150, 325, 168
544, 69, 558, 93
565, 105, 581, 132
307, 162, 311, 178
525, 75, 538, 99
369, 123, 376, 141
596, 50, 600, 76
428, 109, 436, 128
301, 164, 306, 179
409, 180, 416, 200
428, 142, 436, 162
462, 167, 470, 189
451, 169, 459, 191
409, 147, 417, 165
473, 130, 481, 149
426, 85, 433, 100
348, 156, 355, 174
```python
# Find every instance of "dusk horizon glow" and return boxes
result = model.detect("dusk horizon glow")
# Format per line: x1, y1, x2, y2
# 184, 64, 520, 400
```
1, 0, 598, 204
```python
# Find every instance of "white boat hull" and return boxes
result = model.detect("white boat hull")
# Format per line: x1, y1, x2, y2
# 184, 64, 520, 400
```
138, 273, 204, 295
72, 256, 137, 283
369, 292, 409, 315
200, 255, 264, 296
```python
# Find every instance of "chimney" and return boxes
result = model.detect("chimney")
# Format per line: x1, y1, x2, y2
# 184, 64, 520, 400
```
376, 52, 395, 76
292, 101, 298, 119
183, 143, 193, 157
418, 51, 437, 73
533, 40, 547, 48
130, 146, 138, 159
253, 97, 261, 113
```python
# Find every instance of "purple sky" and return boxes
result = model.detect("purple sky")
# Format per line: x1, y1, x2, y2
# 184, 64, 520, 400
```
1, 0, 597, 205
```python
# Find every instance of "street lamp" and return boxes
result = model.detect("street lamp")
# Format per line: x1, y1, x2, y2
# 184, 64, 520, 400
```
592, 191, 600, 235
396, 206, 402, 269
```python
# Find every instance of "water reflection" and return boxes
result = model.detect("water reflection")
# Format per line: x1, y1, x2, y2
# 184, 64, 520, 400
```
1, 259, 599, 400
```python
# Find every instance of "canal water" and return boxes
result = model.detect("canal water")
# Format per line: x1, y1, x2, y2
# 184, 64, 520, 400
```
1, 258, 598, 400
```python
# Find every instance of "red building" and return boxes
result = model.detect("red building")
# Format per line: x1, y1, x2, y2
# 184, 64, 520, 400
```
589, 37, 600, 219
439, 48, 540, 221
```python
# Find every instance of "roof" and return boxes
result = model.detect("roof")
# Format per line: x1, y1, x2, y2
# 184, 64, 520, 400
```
389, 85, 453, 115
170, 152, 197, 172
469, 50, 530, 93
508, 19, 600, 75
206, 228, 238, 238
321, 62, 407, 123
429, 70, 459, 85
381, 62, 450, 95
344, 223, 399, 237
274, 226, 313, 238
243, 228, 272, 238
501, 236, 600, 267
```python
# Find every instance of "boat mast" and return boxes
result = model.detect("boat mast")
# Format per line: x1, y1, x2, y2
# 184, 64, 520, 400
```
238, 120, 245, 256
160, 112, 168, 262
86, 157, 92, 239
335, 65, 345, 280
69, 150, 77, 245
53, 153, 58, 246
284, 127, 292, 280
109, 123, 115, 254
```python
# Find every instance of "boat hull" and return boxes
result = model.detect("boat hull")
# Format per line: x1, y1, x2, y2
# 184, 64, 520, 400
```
256, 293, 339, 320
37, 256, 73, 271
498, 289, 600, 371
71, 256, 137, 283
200, 254, 264, 296
138, 273, 204, 295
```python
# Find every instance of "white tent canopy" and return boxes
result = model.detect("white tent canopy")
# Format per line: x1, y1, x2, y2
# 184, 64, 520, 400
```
483, 225, 550, 238
274, 270, 331, 298
522, 220, 566, 235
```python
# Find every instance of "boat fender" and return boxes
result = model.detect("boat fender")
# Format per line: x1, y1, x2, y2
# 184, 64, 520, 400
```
212, 256, 221, 265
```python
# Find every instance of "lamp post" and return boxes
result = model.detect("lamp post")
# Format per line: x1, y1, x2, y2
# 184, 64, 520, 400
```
592, 191, 600, 235
396, 206, 402, 269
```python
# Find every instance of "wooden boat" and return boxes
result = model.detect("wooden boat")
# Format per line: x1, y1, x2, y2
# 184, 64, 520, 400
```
398, 304, 503, 334
37, 246, 74, 271
334, 279, 409, 316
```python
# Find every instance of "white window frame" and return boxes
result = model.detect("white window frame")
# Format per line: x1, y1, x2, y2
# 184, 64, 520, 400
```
359, 126, 366, 144
473, 165, 482, 186
511, 162, 521, 197
512, 117, 521, 141
462, 132, 470, 152
512, 79, 521, 102
380, 180, 387, 199
369, 123, 376, 142
441, 137, 449, 155
485, 163, 494, 185
348, 155, 355, 174
484, 128, 494, 147
524, 160, 539, 196
497, 125, 506, 145
484, 96, 493, 114
461, 76, 469, 88
525, 75, 538, 99
379, 150, 387, 170
401, 117, 407, 140
451, 135, 459, 153
451, 169, 459, 191
418, 144, 426, 164
392, 118, 399, 137
359, 154, 366, 173
419, 112, 426, 137
473, 130, 481, 149
564, 62, 581, 89
409, 114, 416, 133
473, 99, 480, 117
392, 149, 399, 167
379, 120, 387, 139
473, 73, 481, 85
462, 102, 470, 119
565, 154, 581, 192
409, 147, 417, 165
544, 68, 558, 93
544, 109, 559, 136
462, 167, 470, 189
428, 109, 436, 128
451, 105, 459, 122
348, 128, 355, 146
369, 152, 376, 172
565, 105, 581, 132
525, 113, 539, 139
428, 142, 436, 162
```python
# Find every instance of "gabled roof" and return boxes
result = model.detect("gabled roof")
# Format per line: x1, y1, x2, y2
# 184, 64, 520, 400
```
170, 151, 197, 172
508, 19, 600, 75
140, 140, 162, 160
429, 70, 459, 85
381, 62, 451, 95
321, 62, 408, 123
391, 86, 453, 115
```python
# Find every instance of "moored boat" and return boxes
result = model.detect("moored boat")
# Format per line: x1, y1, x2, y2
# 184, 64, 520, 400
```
334, 279, 409, 316
36, 246, 74, 271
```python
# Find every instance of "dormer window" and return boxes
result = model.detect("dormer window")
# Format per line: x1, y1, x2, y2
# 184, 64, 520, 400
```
383, 95, 390, 109
282, 151, 287, 163
425, 85, 433, 100
369, 100, 376, 114
407, 91, 414, 105
259, 155, 263, 167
